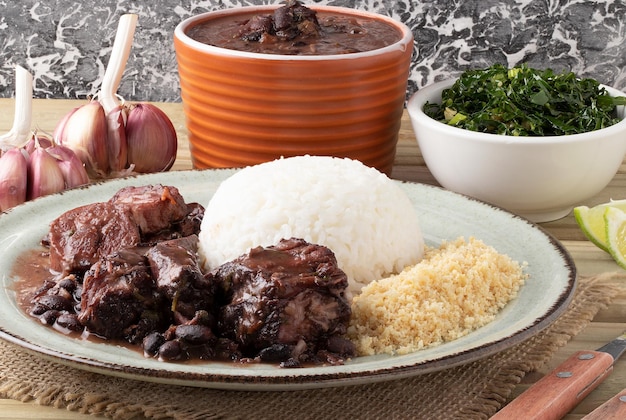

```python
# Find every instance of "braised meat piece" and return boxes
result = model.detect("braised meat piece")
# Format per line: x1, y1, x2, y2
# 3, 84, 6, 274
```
48, 202, 140, 275
212, 237, 354, 365
273, 0, 320, 39
240, 15, 273, 42
175, 202, 205, 237
78, 249, 164, 341
239, 0, 320, 42
141, 202, 205, 245
146, 234, 216, 324
109, 184, 189, 236
48, 184, 196, 275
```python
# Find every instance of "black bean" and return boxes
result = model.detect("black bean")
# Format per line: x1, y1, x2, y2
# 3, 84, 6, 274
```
175, 324, 214, 345
57, 277, 77, 293
143, 332, 166, 356
257, 344, 293, 362
55, 313, 83, 332
55, 287, 73, 302
36, 294, 72, 312
158, 340, 185, 361
279, 358, 301, 368
30, 303, 48, 316
32, 279, 56, 298
326, 335, 356, 356
39, 310, 60, 325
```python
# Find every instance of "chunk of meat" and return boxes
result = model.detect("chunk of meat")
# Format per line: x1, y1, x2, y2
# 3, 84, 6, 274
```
47, 184, 195, 275
141, 202, 205, 245
78, 248, 164, 340
109, 184, 188, 236
239, 0, 320, 42
212, 237, 353, 364
146, 235, 216, 324
175, 202, 205, 238
273, 0, 320, 39
48, 202, 140, 275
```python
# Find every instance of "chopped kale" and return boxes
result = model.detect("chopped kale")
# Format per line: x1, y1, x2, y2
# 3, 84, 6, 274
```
423, 64, 626, 136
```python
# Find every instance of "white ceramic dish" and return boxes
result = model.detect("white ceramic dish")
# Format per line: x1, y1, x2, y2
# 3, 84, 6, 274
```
0, 169, 576, 391
407, 79, 626, 223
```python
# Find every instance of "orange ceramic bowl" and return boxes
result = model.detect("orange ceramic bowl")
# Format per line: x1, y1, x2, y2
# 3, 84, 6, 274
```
173, 5, 414, 175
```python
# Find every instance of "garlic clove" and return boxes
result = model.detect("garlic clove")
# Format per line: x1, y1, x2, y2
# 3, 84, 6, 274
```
27, 147, 66, 200
52, 105, 77, 141
23, 132, 54, 155
106, 105, 128, 173
55, 101, 109, 178
0, 148, 28, 211
126, 103, 177, 173
47, 144, 90, 189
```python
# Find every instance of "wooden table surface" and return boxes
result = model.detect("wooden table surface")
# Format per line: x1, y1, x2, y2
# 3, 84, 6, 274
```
1, 99, 625, 419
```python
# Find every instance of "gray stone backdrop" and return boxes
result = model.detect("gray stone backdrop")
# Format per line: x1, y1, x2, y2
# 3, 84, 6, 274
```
1, 0, 625, 102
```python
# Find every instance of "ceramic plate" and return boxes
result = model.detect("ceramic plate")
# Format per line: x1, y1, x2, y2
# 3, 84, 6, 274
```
0, 169, 576, 390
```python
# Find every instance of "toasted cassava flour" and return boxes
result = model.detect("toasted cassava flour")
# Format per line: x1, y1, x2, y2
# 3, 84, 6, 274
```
347, 237, 527, 356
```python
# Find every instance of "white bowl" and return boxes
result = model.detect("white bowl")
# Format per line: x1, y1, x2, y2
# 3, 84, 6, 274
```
406, 78, 626, 222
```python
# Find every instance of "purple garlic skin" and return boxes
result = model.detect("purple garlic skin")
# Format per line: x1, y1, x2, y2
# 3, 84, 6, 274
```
126, 103, 178, 173
0, 148, 28, 211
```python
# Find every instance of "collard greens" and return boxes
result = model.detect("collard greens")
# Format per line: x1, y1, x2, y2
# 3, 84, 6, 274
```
423, 64, 626, 136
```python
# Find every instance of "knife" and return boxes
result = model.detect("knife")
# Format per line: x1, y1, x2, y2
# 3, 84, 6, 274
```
582, 387, 626, 419
492, 332, 626, 420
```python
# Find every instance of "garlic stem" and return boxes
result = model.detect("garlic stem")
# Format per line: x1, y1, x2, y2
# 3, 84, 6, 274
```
0, 65, 33, 151
100, 14, 138, 115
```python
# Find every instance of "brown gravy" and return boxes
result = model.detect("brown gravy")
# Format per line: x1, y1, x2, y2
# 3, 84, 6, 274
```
187, 11, 402, 55
13, 248, 52, 310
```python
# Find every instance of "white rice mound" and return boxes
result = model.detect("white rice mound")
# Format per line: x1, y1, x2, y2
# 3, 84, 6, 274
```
198, 156, 425, 293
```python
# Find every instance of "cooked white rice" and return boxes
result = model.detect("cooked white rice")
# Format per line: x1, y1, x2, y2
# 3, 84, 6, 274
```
198, 156, 424, 293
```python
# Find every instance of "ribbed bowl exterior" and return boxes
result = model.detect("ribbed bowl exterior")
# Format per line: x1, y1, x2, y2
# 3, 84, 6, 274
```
174, 6, 414, 175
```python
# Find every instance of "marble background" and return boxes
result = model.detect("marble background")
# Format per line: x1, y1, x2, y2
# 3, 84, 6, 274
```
0, 0, 625, 102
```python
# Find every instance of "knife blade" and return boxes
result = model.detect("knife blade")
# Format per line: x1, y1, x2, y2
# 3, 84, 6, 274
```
492, 332, 626, 420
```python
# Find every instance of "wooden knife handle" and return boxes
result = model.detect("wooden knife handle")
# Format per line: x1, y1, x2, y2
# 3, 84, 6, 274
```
492, 350, 614, 420
582, 388, 626, 420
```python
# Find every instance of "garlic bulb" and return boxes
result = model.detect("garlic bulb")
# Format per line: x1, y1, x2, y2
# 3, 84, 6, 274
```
0, 66, 91, 212
52, 14, 178, 178
0, 148, 28, 211
54, 100, 178, 177
0, 135, 90, 211
126, 103, 177, 173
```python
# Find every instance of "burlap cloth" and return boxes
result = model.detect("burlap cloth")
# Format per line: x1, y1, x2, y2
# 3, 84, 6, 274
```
1, 273, 624, 419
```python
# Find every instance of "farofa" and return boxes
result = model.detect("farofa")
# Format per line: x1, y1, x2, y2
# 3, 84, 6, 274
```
347, 237, 527, 356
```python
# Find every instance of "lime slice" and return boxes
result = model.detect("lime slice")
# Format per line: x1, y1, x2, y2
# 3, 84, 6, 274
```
605, 207, 626, 269
573, 199, 626, 253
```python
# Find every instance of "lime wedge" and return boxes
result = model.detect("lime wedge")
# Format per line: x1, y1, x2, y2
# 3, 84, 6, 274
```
605, 207, 626, 269
574, 199, 626, 253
